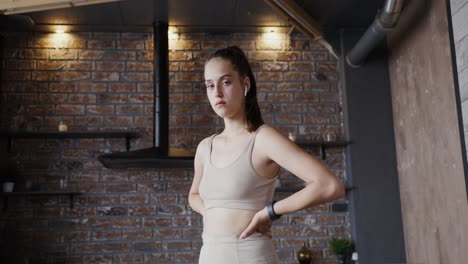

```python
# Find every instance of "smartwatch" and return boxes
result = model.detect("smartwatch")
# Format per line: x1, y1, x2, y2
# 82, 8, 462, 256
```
267, 200, 282, 221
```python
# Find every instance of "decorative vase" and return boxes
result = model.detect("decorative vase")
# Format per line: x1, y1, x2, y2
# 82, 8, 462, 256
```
3, 182, 15, 192
336, 254, 346, 264
297, 242, 313, 264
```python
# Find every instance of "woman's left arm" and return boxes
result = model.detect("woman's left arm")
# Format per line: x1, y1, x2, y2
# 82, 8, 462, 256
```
240, 126, 345, 238
263, 127, 345, 215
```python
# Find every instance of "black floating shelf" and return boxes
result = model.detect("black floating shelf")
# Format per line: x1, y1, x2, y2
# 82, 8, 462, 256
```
297, 141, 351, 160
98, 147, 194, 169
0, 191, 84, 210
0, 130, 139, 152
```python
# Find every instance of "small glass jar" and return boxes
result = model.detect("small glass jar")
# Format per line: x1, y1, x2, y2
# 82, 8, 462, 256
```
58, 121, 68, 132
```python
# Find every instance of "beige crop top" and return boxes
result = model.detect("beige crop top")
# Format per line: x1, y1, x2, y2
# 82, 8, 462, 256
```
199, 126, 278, 211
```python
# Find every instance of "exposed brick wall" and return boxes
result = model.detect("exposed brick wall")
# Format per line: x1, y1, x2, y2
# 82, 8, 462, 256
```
0, 30, 348, 264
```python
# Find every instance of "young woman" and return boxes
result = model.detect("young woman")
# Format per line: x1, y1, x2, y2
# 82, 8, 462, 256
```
188, 46, 345, 264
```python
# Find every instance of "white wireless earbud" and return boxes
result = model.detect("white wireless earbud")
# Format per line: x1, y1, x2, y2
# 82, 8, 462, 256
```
244, 86, 248, 96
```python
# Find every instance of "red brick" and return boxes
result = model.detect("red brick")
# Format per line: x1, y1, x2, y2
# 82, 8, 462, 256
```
88, 195, 120, 205
57, 104, 85, 114
182, 228, 202, 239
328, 226, 350, 236
267, 92, 294, 102
70, 242, 102, 254
63, 71, 91, 81
92, 72, 120, 81
66, 207, 97, 218
93, 32, 120, 39
128, 94, 153, 103
277, 51, 301, 60
179, 61, 204, 71
302, 51, 328, 60
128, 205, 156, 216
137, 51, 154, 60
106, 183, 135, 193
66, 38, 87, 49
50, 49, 78, 60
19, 48, 49, 59
153, 229, 182, 239
166, 182, 191, 192
121, 194, 149, 204
289, 61, 315, 71
283, 72, 309, 81
103, 51, 136, 60
272, 226, 298, 236
133, 241, 161, 251
174, 252, 199, 263
277, 113, 302, 124
317, 62, 337, 72
114, 254, 145, 264
117, 40, 144, 50
169, 51, 193, 60
280, 104, 308, 113
263, 61, 288, 71
164, 241, 192, 251
294, 93, 319, 102
98, 94, 128, 103
121, 72, 150, 81
79, 50, 104, 60
192, 51, 210, 60
104, 116, 133, 127
63, 231, 91, 241
88, 40, 115, 49
102, 242, 131, 253
135, 116, 153, 126
83, 255, 112, 263
5, 60, 36, 70
78, 82, 106, 92
201, 40, 227, 49
277, 82, 302, 91
318, 93, 340, 102
257, 72, 282, 81
127, 61, 153, 71
150, 193, 178, 203
249, 51, 276, 60
169, 39, 200, 50
145, 253, 173, 263
69, 94, 97, 103
92, 230, 121, 240
86, 105, 114, 114
3, 70, 31, 80
112, 217, 141, 228
175, 72, 202, 82
143, 217, 172, 227
68, 61, 94, 70
138, 83, 154, 92
116, 105, 144, 114
97, 61, 125, 71
122, 229, 152, 240
39, 94, 68, 104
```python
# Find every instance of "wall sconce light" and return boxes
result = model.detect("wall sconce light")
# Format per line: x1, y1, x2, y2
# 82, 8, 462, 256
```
52, 27, 69, 49
263, 28, 282, 40
168, 26, 180, 40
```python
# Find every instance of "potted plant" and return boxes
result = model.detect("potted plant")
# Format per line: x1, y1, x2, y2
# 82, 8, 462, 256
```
329, 237, 354, 264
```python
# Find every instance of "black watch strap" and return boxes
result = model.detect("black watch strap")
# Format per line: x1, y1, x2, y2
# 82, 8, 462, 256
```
267, 200, 281, 221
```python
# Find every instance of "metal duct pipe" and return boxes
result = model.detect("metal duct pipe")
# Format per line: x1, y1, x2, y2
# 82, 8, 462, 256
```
346, 0, 404, 67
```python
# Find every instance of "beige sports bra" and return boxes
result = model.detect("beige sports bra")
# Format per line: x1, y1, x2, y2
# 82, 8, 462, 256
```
199, 125, 278, 211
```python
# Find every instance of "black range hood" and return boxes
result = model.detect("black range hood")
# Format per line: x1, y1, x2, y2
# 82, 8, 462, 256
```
98, 21, 193, 169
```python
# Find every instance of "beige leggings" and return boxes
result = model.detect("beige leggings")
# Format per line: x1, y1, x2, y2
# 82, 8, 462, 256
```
199, 232, 280, 264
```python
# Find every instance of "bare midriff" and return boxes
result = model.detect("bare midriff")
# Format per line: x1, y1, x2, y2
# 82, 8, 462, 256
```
202, 207, 258, 236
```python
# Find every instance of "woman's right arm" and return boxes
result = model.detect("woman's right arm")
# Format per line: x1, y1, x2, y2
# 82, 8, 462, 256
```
188, 138, 208, 215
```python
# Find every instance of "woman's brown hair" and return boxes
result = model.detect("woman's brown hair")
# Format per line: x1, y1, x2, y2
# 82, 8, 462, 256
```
206, 46, 264, 132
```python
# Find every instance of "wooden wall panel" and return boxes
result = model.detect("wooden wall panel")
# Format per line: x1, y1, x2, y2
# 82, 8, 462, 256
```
387, 0, 468, 263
